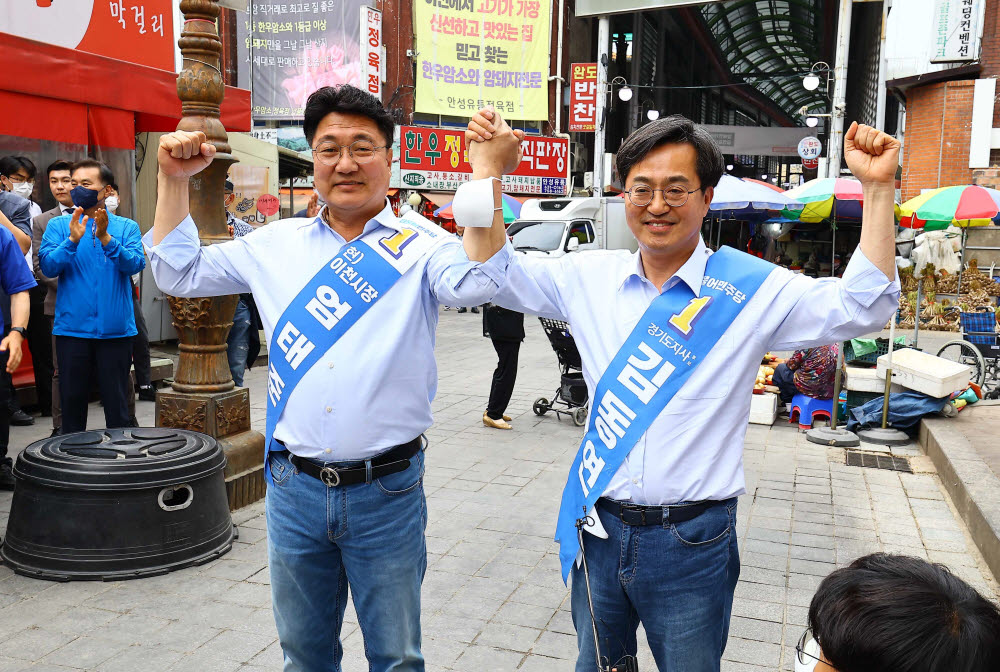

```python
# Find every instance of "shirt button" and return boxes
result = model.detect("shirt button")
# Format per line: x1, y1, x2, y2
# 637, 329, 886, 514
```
632, 479, 639, 485
328, 363, 334, 369
325, 406, 332, 413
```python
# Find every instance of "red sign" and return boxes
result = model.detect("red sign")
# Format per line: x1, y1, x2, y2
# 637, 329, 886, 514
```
399, 126, 568, 195
802, 157, 819, 170
1, 1, 175, 72
568, 63, 598, 133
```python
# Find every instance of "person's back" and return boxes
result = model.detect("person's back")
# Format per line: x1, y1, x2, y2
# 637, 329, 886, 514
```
799, 553, 1000, 672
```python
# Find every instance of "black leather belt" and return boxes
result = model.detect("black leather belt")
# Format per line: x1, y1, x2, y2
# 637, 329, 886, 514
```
597, 497, 715, 527
277, 437, 422, 487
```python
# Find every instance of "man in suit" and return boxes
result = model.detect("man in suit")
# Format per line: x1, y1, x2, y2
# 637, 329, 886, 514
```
32, 159, 74, 436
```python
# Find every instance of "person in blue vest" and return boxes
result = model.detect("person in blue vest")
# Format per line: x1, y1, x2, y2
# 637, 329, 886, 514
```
38, 159, 146, 434
460, 113, 901, 671
143, 85, 523, 672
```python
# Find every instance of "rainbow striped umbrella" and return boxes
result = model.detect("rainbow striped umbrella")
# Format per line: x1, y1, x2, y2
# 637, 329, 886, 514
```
898, 185, 1000, 230
781, 178, 865, 223
434, 193, 521, 224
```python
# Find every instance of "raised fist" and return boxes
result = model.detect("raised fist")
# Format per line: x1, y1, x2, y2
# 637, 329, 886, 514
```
844, 122, 900, 186
158, 130, 217, 180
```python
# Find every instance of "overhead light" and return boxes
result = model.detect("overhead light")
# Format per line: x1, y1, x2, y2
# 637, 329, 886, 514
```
761, 174, 768, 180
805, 116, 819, 128
646, 109, 659, 121
802, 73, 820, 91
407, 192, 422, 208
726, 164, 734, 171
618, 86, 633, 102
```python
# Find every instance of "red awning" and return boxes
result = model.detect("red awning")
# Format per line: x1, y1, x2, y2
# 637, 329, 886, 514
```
0, 34, 251, 146
422, 192, 454, 209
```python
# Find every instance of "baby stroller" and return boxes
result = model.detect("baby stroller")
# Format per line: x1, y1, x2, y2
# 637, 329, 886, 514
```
534, 318, 590, 426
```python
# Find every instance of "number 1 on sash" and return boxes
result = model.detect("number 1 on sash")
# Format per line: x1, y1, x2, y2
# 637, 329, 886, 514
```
379, 229, 418, 259
668, 295, 712, 338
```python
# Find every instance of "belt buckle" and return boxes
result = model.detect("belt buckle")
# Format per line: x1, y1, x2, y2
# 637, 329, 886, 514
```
320, 466, 341, 487
621, 504, 646, 525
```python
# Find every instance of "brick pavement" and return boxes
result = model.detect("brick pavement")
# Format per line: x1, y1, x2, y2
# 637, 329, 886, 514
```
0, 309, 996, 671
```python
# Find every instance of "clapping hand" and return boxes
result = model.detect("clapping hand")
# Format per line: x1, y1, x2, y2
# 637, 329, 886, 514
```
465, 107, 525, 175
844, 122, 900, 186
68, 207, 86, 244
94, 208, 111, 246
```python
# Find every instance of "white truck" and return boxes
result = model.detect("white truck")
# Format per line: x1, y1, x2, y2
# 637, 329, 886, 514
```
507, 197, 637, 258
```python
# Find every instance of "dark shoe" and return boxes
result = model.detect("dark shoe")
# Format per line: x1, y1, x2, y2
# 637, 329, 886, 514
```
0, 461, 15, 490
10, 409, 34, 426
457, 307, 467, 313
50, 428, 61, 438
471, 306, 480, 313
138, 385, 156, 402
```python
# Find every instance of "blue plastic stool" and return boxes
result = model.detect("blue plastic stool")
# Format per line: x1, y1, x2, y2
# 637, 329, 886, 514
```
790, 393, 833, 430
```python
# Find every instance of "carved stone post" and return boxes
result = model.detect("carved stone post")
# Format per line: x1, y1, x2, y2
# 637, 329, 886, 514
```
157, 0, 265, 510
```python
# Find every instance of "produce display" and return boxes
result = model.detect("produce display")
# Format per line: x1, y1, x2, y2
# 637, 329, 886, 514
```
754, 354, 780, 394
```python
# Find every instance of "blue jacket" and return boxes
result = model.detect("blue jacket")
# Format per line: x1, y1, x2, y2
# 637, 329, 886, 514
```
39, 212, 145, 339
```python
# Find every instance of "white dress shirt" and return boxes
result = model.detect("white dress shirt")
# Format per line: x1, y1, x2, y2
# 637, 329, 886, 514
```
144, 204, 508, 461
491, 237, 900, 505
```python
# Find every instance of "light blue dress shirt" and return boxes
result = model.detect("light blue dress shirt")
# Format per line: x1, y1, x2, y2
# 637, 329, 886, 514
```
491, 237, 900, 506
143, 204, 509, 461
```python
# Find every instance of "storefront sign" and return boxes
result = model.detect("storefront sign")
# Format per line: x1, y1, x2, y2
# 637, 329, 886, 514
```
931, 0, 983, 62
399, 126, 568, 195
413, 0, 551, 120
251, 128, 279, 144
568, 63, 598, 133
241, 0, 366, 119
700, 124, 815, 158
360, 6, 382, 100
797, 136, 823, 160
802, 157, 820, 170
0, 0, 174, 71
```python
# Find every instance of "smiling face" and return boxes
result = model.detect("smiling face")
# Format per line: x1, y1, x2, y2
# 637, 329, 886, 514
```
311, 112, 392, 224
624, 142, 713, 263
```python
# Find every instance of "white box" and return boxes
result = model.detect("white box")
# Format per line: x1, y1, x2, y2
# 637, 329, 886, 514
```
875, 349, 972, 398
844, 366, 905, 394
749, 392, 778, 425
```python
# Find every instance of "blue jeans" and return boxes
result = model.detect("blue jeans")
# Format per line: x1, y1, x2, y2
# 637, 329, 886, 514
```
227, 298, 252, 387
571, 498, 740, 672
266, 449, 427, 672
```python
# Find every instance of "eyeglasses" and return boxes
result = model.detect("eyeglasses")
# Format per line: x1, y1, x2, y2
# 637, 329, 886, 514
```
795, 629, 823, 671
311, 140, 387, 166
624, 184, 702, 208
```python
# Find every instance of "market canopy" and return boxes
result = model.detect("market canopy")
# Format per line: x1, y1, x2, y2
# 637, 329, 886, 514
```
899, 185, 1000, 230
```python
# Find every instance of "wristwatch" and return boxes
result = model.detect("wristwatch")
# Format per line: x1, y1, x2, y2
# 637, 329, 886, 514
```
9, 327, 26, 337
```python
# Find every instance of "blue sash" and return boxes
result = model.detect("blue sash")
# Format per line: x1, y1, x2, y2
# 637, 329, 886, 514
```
555, 247, 775, 580
263, 213, 448, 479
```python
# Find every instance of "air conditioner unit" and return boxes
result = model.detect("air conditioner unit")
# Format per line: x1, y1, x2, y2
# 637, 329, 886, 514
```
569, 142, 589, 172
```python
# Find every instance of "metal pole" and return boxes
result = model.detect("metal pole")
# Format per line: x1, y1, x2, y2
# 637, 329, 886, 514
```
913, 279, 922, 347
957, 228, 967, 296
593, 16, 610, 198
874, 0, 889, 129
826, 0, 853, 178
553, 0, 566, 135
859, 308, 910, 446
830, 345, 844, 431
880, 314, 897, 429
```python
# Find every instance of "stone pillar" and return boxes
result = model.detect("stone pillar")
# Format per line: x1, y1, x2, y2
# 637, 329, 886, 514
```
156, 0, 265, 510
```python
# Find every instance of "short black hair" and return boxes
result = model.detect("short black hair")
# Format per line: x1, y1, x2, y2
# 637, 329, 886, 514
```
0, 156, 37, 180
109, 183, 119, 192
303, 85, 394, 148
809, 553, 1000, 672
71, 159, 115, 187
47, 159, 73, 177
616, 115, 724, 190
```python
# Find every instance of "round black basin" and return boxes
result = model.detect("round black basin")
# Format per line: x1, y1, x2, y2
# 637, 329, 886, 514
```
1, 428, 237, 581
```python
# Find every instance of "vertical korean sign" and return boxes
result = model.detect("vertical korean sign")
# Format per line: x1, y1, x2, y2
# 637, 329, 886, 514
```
930, 0, 983, 63
246, 1, 366, 119
360, 6, 383, 100
413, 0, 551, 120
568, 63, 598, 132
400, 126, 567, 195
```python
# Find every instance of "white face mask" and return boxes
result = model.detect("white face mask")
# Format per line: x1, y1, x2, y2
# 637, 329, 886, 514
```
11, 181, 33, 199
104, 195, 119, 214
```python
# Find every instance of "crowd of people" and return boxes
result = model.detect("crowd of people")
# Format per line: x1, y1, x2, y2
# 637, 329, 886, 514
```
0, 84, 997, 671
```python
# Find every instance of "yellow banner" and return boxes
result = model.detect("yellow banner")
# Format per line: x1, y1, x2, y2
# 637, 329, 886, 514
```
414, 0, 551, 120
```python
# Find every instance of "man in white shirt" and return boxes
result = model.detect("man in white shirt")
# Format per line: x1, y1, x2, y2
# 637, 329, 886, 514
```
144, 86, 522, 672
461, 112, 900, 671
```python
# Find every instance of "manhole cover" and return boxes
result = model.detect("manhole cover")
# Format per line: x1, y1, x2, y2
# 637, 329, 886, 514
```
845, 449, 912, 473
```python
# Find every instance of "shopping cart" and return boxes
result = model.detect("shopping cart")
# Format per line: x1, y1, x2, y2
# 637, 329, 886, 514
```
533, 318, 590, 426
936, 308, 1000, 399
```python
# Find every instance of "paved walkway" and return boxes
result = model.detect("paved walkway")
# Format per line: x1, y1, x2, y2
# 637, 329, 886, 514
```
0, 309, 996, 671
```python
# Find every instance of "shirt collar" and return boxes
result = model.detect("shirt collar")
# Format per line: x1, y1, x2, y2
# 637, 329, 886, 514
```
620, 236, 711, 296
304, 198, 403, 235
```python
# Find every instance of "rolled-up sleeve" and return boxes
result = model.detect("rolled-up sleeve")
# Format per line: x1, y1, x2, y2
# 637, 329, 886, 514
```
768, 246, 900, 351
142, 215, 254, 297
425, 237, 513, 307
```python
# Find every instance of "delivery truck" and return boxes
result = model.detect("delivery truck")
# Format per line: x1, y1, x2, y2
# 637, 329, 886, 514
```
507, 197, 637, 258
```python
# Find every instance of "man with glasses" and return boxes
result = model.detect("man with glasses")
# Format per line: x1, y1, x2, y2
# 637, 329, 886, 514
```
460, 113, 901, 670
143, 85, 522, 671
